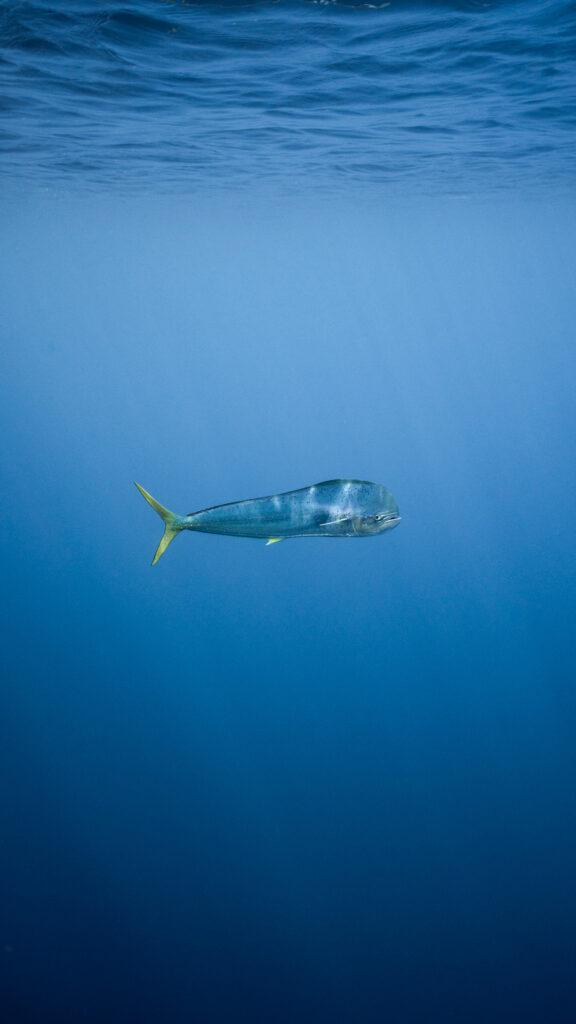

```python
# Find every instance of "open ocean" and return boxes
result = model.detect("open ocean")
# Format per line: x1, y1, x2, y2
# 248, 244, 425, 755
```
1, 2, 576, 1022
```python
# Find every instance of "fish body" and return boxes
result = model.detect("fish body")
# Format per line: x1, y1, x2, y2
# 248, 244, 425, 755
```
135, 479, 400, 565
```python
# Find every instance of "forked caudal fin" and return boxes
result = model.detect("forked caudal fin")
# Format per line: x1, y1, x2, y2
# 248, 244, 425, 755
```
134, 482, 186, 565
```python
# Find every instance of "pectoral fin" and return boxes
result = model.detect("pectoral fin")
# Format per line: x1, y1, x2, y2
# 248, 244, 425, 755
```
318, 516, 350, 527
265, 538, 284, 546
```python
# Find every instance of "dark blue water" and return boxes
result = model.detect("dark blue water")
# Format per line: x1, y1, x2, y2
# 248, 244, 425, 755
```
2, 0, 576, 196
2, 3, 576, 1023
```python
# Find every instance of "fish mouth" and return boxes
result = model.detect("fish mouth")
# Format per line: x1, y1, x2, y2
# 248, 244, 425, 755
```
381, 513, 401, 528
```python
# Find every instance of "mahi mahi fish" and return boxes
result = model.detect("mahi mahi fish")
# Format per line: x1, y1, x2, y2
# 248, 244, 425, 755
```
135, 479, 401, 565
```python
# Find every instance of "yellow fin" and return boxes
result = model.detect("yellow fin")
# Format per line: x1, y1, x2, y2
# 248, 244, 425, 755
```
134, 481, 185, 565
265, 538, 283, 546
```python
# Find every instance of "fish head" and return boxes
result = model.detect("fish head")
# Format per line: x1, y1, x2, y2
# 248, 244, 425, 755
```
358, 509, 402, 535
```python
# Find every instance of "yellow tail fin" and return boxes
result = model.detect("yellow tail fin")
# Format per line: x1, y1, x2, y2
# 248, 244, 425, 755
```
134, 482, 186, 565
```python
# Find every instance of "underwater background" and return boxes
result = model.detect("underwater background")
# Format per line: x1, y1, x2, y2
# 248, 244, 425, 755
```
1, 2, 576, 1021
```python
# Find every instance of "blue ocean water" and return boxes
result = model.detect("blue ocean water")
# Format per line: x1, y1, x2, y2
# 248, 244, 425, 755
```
1, 3, 576, 1023
1, 0, 576, 196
